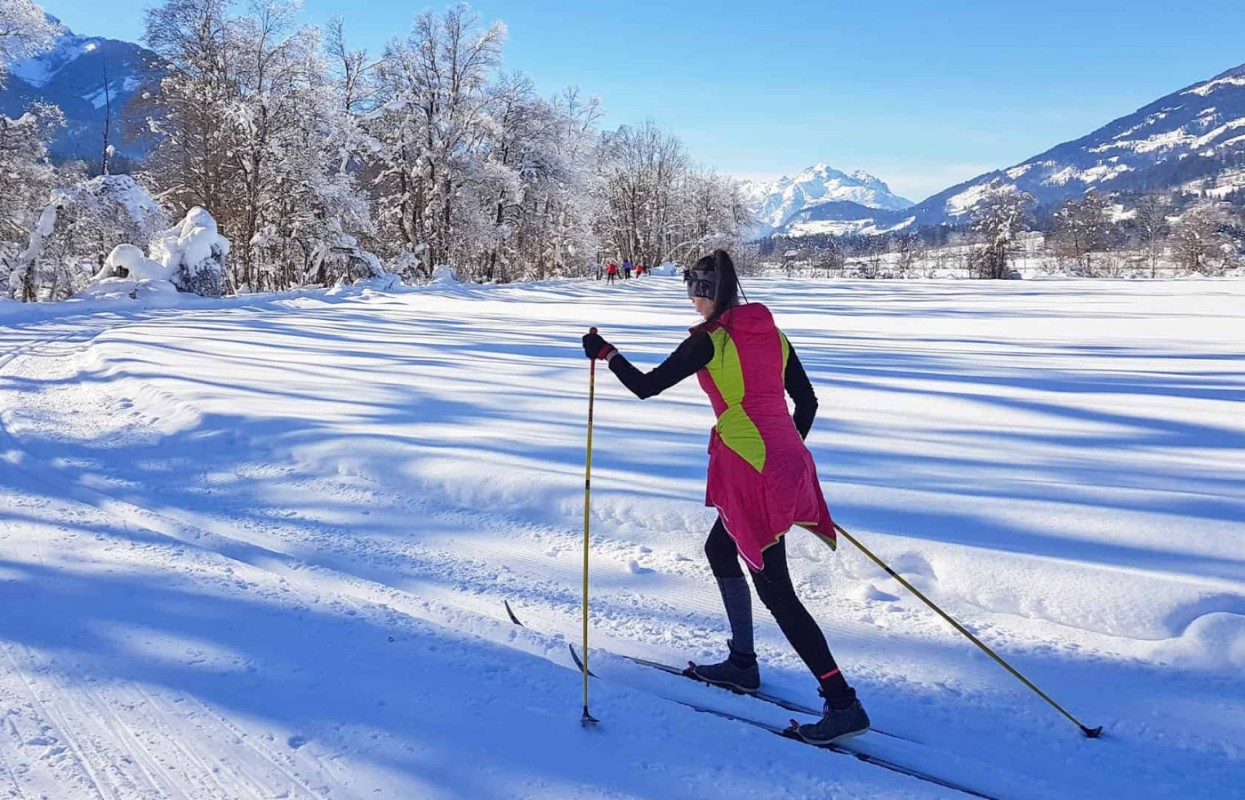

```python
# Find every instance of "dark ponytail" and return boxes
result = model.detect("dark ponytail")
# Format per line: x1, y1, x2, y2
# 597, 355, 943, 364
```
693, 249, 741, 331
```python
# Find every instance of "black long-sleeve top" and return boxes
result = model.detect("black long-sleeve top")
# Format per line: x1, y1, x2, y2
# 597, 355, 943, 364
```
606, 330, 819, 439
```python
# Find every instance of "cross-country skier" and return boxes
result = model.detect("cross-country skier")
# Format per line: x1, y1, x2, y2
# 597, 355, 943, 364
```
606, 262, 618, 285
623, 259, 633, 280
581, 249, 869, 745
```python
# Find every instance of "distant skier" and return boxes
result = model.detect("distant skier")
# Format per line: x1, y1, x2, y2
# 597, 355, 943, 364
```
623, 260, 633, 280
634, 263, 645, 277
606, 262, 618, 285
581, 249, 868, 746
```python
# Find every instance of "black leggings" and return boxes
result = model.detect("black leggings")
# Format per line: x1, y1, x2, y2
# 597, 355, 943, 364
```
704, 518, 842, 683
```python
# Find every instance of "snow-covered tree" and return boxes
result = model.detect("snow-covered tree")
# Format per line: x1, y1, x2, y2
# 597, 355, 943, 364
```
517, 86, 604, 280
7, 174, 168, 300
149, 205, 230, 295
0, 2, 63, 298
970, 188, 1034, 279
1133, 193, 1170, 278
0, 0, 60, 87
677, 167, 754, 264
140, 0, 235, 217
140, 0, 371, 292
594, 121, 751, 269
596, 120, 688, 267
467, 77, 605, 281
1171, 202, 1231, 275
0, 102, 62, 245
365, 5, 506, 280
1053, 190, 1112, 273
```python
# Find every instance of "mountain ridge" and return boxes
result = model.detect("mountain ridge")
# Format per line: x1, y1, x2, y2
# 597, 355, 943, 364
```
743, 162, 913, 238
832, 59, 1245, 234
1, 16, 163, 164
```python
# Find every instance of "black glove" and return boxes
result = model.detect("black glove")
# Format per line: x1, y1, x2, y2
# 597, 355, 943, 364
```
582, 331, 616, 361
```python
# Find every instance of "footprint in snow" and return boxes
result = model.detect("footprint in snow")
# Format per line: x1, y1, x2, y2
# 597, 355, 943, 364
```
287, 735, 310, 750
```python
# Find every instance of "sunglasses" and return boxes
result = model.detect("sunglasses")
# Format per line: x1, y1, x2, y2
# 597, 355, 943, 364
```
683, 268, 719, 300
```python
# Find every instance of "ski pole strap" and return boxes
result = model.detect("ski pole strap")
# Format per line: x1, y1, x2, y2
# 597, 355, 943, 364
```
833, 523, 1101, 738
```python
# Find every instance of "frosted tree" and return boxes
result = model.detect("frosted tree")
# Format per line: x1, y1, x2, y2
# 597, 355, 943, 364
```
970, 188, 1034, 279
0, 0, 59, 85
523, 86, 604, 279
140, 0, 373, 292
1171, 203, 1230, 275
8, 174, 168, 301
1134, 194, 1170, 278
140, 0, 237, 221
0, 103, 62, 241
0, 2, 62, 298
365, 6, 506, 279
0, 103, 65, 300
595, 120, 689, 268
594, 121, 751, 270
468, 76, 605, 281
676, 167, 754, 264
150, 206, 230, 295
1053, 190, 1112, 274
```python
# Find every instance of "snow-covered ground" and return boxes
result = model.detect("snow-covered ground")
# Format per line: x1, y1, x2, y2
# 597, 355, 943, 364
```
1, 277, 1242, 799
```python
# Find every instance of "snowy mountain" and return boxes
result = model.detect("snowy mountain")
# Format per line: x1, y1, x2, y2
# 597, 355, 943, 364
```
756, 62, 1245, 239
901, 62, 1245, 228
743, 163, 913, 238
0, 16, 163, 165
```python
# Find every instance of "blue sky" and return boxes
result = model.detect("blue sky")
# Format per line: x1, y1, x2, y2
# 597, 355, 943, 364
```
38, 0, 1245, 201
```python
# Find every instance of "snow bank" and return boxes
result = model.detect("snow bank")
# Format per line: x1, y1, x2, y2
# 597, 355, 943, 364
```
75, 276, 182, 306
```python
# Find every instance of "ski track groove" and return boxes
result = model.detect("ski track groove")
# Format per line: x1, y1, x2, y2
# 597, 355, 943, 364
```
0, 642, 119, 800
65, 678, 180, 800
91, 680, 234, 800
175, 693, 324, 800
126, 683, 268, 800
0, 708, 28, 800
0, 316, 319, 800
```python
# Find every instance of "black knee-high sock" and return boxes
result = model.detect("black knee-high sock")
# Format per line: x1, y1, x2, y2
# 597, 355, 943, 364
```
753, 537, 857, 709
714, 576, 755, 660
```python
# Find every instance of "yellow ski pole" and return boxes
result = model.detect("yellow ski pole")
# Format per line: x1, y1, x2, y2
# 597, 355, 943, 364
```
581, 328, 600, 726
833, 522, 1102, 738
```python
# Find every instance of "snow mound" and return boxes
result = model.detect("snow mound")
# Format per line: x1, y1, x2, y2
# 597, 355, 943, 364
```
151, 207, 230, 297
100, 243, 174, 283
431, 265, 460, 283
75, 277, 181, 306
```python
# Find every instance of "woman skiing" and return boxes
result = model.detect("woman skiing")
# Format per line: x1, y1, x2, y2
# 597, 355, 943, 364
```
581, 249, 869, 745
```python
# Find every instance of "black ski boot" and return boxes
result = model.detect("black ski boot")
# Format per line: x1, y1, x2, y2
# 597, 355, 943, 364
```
794, 695, 870, 745
687, 640, 760, 694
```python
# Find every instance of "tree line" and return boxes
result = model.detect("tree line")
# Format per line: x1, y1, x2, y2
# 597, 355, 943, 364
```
1, 0, 753, 300
762, 187, 1245, 279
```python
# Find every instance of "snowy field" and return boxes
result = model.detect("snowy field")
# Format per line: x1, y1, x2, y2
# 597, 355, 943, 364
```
1, 277, 1242, 799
